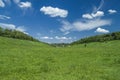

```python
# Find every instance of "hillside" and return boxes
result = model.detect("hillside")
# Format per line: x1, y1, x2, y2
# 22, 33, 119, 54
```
0, 27, 39, 42
72, 31, 120, 45
0, 36, 120, 80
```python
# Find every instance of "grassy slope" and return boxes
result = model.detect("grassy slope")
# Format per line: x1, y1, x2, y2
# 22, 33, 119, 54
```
0, 36, 120, 80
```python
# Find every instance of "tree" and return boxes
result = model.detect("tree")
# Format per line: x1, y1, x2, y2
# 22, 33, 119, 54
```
0, 27, 3, 36
0, 27, 39, 42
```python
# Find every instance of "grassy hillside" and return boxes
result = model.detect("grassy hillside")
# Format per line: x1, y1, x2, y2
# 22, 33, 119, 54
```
72, 31, 120, 45
0, 27, 39, 42
0, 36, 120, 80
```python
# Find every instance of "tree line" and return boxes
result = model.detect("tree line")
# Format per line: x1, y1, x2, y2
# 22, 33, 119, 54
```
72, 31, 120, 45
51, 43, 70, 47
0, 27, 39, 42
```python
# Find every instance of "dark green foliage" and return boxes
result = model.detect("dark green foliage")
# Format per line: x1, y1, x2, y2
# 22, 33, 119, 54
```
72, 32, 120, 45
51, 43, 70, 47
111, 32, 120, 40
0, 27, 3, 35
0, 27, 39, 42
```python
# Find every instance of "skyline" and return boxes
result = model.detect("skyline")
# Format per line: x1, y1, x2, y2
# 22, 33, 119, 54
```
0, 0, 120, 43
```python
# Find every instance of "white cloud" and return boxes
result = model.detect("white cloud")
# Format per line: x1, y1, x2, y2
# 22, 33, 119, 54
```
18, 1, 32, 8
36, 35, 74, 43
40, 36, 53, 40
82, 11, 104, 19
0, 23, 28, 34
0, 15, 11, 20
40, 6, 68, 18
16, 26, 26, 32
82, 14, 93, 19
60, 21, 73, 32
91, 11, 104, 17
95, 27, 109, 33
0, 0, 5, 7
55, 36, 72, 40
0, 23, 16, 29
16, 26, 28, 34
54, 36, 73, 43
13, 0, 20, 4
40, 36, 72, 40
108, 9, 117, 14
60, 19, 111, 33
93, 0, 104, 12
64, 31, 70, 35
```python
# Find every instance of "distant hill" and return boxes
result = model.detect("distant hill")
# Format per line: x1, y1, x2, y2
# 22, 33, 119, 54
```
72, 31, 120, 45
0, 27, 39, 42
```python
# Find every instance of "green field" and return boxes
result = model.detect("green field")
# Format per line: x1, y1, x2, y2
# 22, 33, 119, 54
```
0, 36, 120, 80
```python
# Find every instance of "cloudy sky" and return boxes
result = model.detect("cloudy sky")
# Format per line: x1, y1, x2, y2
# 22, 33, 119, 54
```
0, 0, 120, 43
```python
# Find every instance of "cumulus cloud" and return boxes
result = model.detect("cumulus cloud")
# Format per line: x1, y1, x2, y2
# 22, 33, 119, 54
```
95, 27, 109, 33
91, 11, 104, 17
82, 0, 104, 20
0, 15, 11, 20
60, 19, 111, 33
0, 23, 28, 34
108, 9, 117, 14
40, 6, 68, 18
18, 1, 32, 8
82, 11, 104, 19
82, 14, 93, 19
0, 0, 5, 7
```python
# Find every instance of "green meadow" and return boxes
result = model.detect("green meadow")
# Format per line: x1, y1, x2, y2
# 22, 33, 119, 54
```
0, 36, 120, 80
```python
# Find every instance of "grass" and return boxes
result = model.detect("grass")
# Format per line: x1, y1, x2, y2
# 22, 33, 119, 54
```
0, 36, 120, 80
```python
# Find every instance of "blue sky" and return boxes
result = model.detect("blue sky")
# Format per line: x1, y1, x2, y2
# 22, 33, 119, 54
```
0, 0, 120, 43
